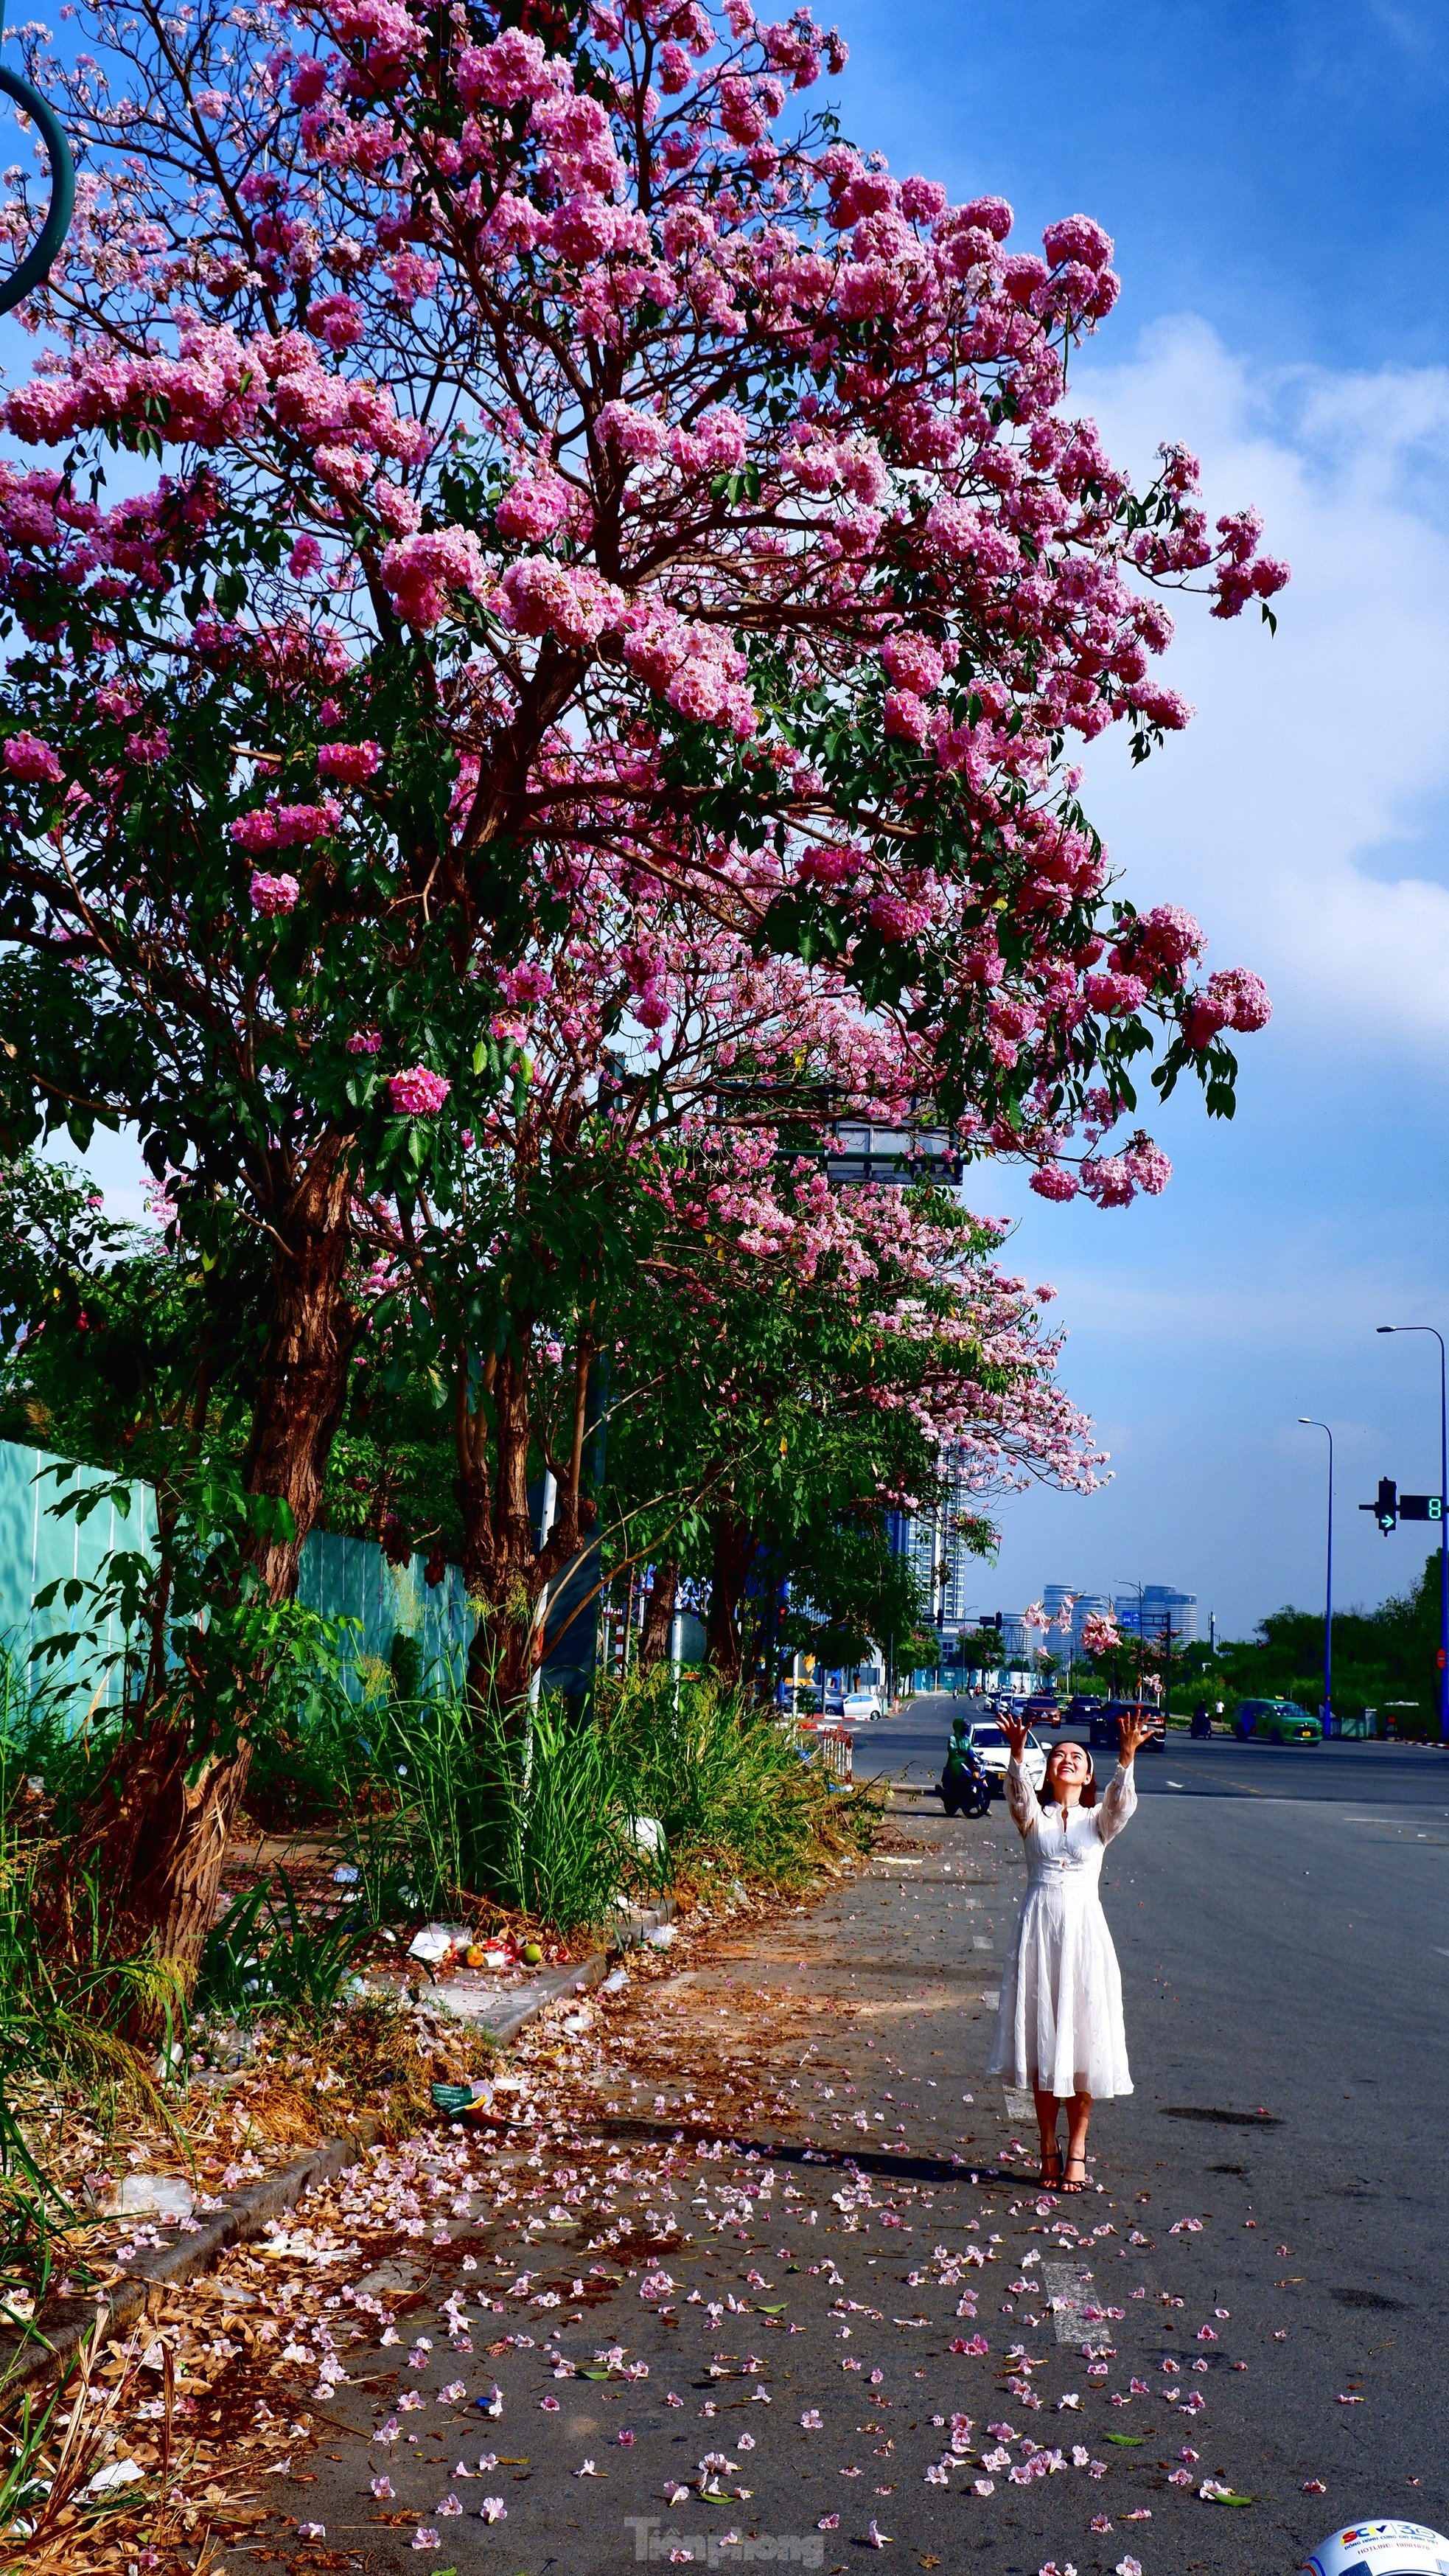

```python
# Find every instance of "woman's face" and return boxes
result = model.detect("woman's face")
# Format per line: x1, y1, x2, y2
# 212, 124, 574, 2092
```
1047, 1741, 1091, 1803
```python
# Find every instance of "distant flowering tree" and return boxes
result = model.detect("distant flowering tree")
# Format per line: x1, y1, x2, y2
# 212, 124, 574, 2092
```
603, 1159, 1106, 1684
0, 0, 1282, 1960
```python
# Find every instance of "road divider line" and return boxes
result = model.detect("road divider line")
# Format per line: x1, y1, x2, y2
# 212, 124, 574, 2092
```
1044, 2261, 1111, 2350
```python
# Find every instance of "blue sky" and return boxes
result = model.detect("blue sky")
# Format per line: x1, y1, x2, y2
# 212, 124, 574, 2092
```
828, 0, 1449, 1635
13, 1, 1449, 1638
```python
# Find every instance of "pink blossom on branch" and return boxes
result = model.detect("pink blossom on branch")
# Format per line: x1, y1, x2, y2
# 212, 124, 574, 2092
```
388, 1066, 451, 1115
248, 870, 301, 915
230, 802, 342, 852
1207, 966, 1272, 1031
4, 732, 63, 784
318, 739, 383, 784
1080, 1610, 1120, 1657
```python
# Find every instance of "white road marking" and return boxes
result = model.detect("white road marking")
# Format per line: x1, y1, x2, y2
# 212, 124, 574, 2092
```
1044, 2262, 1111, 2350
1002, 2086, 1033, 2120
979, 1988, 1000, 2008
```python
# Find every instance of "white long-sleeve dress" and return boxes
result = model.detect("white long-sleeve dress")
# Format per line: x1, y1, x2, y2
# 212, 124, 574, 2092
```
985, 1757, 1137, 2100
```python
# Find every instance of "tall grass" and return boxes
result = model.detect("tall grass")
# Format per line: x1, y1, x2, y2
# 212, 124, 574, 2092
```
319, 1678, 660, 1932
601, 1665, 880, 1893
310, 1656, 878, 1933
0, 1654, 184, 2333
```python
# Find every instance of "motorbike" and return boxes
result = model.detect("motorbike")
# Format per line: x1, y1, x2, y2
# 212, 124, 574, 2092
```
938, 1722, 991, 1819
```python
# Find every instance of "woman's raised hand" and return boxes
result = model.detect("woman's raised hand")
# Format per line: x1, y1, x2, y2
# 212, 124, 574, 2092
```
1117, 1709, 1155, 1761
1000, 1712, 1030, 1763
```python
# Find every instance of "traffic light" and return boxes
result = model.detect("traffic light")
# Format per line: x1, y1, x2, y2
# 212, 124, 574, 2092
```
1358, 1480, 1445, 1531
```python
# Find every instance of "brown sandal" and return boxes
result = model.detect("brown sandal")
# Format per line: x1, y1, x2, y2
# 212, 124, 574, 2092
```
1038, 2146, 1062, 2188
1061, 2154, 1087, 2194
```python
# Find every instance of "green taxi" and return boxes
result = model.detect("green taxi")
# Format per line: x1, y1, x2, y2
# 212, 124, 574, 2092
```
1233, 1697, 1323, 1744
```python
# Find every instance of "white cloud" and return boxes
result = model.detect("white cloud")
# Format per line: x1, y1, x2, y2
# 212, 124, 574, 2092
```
1073, 316, 1449, 1051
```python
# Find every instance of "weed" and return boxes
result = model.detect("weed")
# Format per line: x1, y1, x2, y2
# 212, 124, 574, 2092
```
603, 1665, 882, 1891
194, 1870, 374, 2032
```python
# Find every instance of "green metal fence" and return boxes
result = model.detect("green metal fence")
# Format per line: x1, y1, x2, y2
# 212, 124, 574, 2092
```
0, 1438, 472, 1716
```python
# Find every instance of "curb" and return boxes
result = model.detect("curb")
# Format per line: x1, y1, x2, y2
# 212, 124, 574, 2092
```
0, 2120, 385, 2399
0, 1896, 678, 2398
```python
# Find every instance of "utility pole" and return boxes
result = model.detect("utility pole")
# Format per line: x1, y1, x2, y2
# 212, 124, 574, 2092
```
1299, 1418, 1334, 1734
1376, 1328, 1449, 1746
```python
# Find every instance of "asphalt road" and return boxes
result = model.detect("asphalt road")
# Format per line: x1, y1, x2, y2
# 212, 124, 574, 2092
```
853, 1690, 1449, 1809
243, 1714, 1449, 2576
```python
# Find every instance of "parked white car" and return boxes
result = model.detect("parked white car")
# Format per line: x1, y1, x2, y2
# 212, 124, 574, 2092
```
840, 1690, 884, 1724
960, 1721, 1047, 1795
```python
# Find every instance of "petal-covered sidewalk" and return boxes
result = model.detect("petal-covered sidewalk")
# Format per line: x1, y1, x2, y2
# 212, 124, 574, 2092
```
28, 1792, 1421, 2575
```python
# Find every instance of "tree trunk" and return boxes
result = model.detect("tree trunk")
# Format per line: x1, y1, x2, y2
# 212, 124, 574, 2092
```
455, 1324, 604, 1727
66, 1145, 358, 1988
460, 1346, 548, 1718
240, 1141, 360, 1596
638, 1558, 678, 1670
705, 1513, 756, 1685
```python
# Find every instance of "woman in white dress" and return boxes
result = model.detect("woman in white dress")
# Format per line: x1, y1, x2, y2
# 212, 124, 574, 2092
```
985, 1712, 1153, 2190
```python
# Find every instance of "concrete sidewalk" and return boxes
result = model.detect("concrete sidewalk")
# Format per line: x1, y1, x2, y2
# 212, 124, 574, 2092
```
191, 1784, 1428, 2576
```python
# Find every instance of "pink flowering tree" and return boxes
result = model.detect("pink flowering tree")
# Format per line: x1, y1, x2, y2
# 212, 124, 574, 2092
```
596, 1151, 1106, 1685
352, 913, 936, 1704
0, 0, 1281, 1959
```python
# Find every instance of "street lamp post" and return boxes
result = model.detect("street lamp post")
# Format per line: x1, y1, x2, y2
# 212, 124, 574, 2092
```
1376, 1325, 1449, 1744
0, 1, 76, 318
1298, 1419, 1333, 1735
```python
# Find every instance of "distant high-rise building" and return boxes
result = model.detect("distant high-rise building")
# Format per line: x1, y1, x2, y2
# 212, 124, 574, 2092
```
1114, 1585, 1197, 1645
890, 1456, 999, 1640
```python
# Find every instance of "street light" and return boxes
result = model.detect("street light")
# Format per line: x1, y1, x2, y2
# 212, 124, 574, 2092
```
0, 1, 76, 318
1376, 1324, 1449, 1745
1298, 1419, 1333, 1735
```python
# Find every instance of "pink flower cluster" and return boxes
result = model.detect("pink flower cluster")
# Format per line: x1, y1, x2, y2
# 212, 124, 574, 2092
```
379, 529, 490, 628
318, 739, 383, 783
231, 801, 343, 852
495, 470, 573, 543
4, 731, 63, 784
1184, 967, 1272, 1049
500, 558, 626, 647
497, 960, 554, 1008
249, 871, 301, 914
1079, 1610, 1120, 1657
621, 605, 755, 734
388, 1065, 451, 1115
881, 632, 947, 695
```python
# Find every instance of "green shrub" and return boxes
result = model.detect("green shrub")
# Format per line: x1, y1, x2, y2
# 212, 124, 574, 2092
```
193, 1869, 374, 2031
601, 1665, 880, 1893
